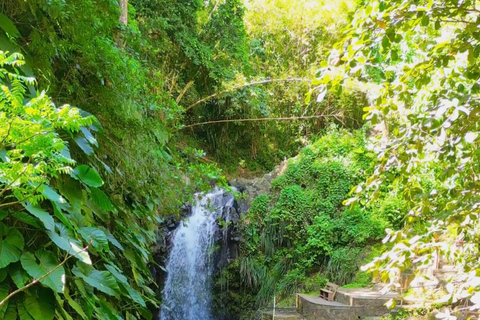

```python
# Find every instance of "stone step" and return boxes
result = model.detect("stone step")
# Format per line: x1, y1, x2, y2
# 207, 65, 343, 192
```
334, 288, 398, 308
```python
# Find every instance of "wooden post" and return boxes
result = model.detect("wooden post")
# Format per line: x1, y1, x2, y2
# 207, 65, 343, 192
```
272, 295, 276, 320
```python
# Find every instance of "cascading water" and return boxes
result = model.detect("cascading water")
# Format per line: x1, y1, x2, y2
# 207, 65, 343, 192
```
160, 188, 236, 320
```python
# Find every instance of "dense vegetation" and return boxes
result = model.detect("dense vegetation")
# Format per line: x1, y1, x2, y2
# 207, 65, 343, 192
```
1, 0, 480, 319
195, 0, 368, 172
0, 1, 236, 319
313, 0, 480, 316
213, 128, 406, 319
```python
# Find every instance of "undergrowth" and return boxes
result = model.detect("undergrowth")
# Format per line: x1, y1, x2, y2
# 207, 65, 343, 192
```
213, 126, 407, 319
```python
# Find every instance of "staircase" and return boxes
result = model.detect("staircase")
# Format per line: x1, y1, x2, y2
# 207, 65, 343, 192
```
296, 287, 398, 320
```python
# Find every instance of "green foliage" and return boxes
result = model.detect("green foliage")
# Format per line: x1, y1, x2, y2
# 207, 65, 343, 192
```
0, 52, 154, 319
1, 0, 226, 219
183, 0, 369, 174
219, 128, 387, 313
0, 1, 240, 317
21, 250, 65, 293
314, 0, 480, 313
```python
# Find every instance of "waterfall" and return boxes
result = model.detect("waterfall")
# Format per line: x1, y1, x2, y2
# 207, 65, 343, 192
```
160, 188, 236, 320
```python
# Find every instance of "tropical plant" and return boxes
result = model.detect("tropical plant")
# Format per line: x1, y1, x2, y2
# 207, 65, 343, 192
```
314, 0, 480, 316
0, 51, 155, 319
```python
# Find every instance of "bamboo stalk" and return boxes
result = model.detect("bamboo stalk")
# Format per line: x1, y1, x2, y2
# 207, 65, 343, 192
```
181, 114, 340, 129
184, 78, 311, 112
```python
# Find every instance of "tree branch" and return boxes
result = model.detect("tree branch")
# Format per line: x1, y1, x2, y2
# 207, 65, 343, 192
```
0, 119, 14, 146
12, 131, 50, 148
0, 245, 89, 308
176, 80, 194, 104
0, 183, 42, 208
181, 114, 341, 129
184, 78, 311, 112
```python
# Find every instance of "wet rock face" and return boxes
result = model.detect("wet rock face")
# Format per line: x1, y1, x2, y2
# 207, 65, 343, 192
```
213, 197, 243, 271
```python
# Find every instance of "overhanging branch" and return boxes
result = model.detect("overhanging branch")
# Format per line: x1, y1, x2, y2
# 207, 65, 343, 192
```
184, 78, 311, 112
181, 114, 342, 129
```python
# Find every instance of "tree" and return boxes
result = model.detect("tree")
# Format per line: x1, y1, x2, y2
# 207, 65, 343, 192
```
315, 0, 480, 316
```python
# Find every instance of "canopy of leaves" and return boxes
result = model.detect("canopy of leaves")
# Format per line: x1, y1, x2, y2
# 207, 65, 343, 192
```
184, 0, 370, 173
314, 0, 480, 316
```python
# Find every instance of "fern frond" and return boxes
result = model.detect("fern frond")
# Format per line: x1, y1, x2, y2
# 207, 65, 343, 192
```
11, 79, 25, 106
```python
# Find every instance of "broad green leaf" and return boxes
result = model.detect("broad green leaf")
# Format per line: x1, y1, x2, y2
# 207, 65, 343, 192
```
95, 299, 122, 320
73, 279, 94, 318
65, 293, 87, 320
0, 210, 7, 220
11, 212, 42, 229
104, 264, 128, 285
90, 187, 114, 211
72, 165, 103, 187
57, 178, 83, 212
0, 222, 24, 268
124, 285, 146, 307
421, 15, 429, 26
47, 225, 91, 265
0, 282, 9, 314
84, 200, 109, 221
0, 267, 7, 282
23, 288, 55, 320
3, 301, 16, 320
382, 36, 390, 49
41, 185, 65, 204
21, 250, 65, 293
80, 127, 98, 147
51, 202, 74, 230
9, 263, 29, 288
23, 203, 55, 231
79, 227, 109, 251
17, 299, 34, 320
0, 14, 20, 38
59, 145, 73, 162
0, 32, 17, 57
54, 292, 74, 320
72, 264, 119, 297
103, 229, 124, 250
73, 135, 94, 156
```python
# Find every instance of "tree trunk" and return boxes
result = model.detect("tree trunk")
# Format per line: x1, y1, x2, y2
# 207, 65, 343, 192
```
119, 0, 128, 25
